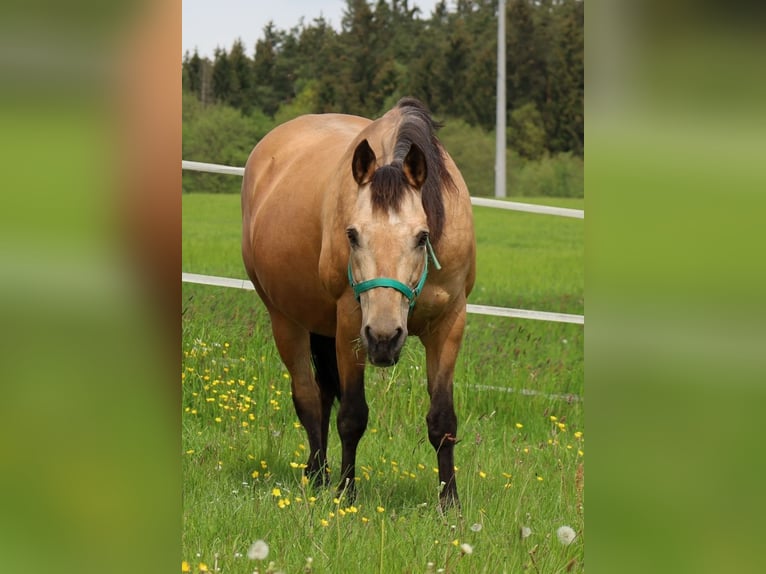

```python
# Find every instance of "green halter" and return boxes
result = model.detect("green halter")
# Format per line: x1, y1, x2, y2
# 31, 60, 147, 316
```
348, 238, 442, 311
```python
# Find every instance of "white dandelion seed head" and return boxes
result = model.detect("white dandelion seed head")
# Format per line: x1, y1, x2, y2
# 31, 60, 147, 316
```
460, 543, 474, 555
556, 525, 576, 545
470, 523, 482, 532
248, 539, 269, 560
521, 526, 532, 539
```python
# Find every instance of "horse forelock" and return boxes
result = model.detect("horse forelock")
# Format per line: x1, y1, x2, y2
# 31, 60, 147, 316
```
365, 98, 455, 244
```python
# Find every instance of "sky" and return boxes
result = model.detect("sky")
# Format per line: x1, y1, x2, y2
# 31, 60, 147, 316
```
182, 0, 442, 59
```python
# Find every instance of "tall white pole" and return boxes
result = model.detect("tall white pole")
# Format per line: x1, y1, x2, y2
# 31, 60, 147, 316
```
495, 0, 506, 198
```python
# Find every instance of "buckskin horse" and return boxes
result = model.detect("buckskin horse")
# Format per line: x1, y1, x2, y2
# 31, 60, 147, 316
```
241, 97, 475, 508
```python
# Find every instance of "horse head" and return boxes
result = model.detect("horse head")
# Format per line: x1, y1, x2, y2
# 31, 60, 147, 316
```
346, 138, 430, 367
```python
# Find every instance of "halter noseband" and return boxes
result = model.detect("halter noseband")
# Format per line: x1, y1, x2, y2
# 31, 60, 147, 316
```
347, 238, 442, 311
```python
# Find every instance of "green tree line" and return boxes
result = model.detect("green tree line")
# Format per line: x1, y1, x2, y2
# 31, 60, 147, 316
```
183, 0, 583, 197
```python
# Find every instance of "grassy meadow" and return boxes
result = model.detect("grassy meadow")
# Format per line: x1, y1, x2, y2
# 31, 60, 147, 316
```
182, 193, 584, 573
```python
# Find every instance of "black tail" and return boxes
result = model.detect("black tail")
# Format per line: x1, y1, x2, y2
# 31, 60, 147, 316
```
310, 333, 341, 401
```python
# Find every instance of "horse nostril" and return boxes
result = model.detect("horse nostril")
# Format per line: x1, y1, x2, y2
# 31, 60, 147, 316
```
393, 327, 404, 344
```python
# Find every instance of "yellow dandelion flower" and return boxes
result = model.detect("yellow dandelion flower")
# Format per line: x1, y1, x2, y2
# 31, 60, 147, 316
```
301, 475, 309, 486
452, 539, 460, 547
515, 422, 523, 429
502, 472, 512, 479
557, 422, 567, 431
186, 449, 195, 455
181, 560, 190, 572
320, 519, 329, 527
198, 563, 209, 572
347, 505, 358, 513
282, 373, 290, 379
214, 417, 222, 423
251, 470, 259, 479
574, 431, 583, 439
338, 509, 346, 517
376, 506, 385, 513
328, 512, 335, 518
333, 497, 341, 505
308, 496, 317, 504
290, 462, 301, 468
550, 415, 558, 421
578, 449, 584, 457
248, 413, 255, 421
260, 460, 268, 469
295, 497, 303, 503
523, 447, 529, 454
362, 517, 369, 523
536, 476, 544, 482
271, 488, 282, 497
293, 422, 302, 429
417, 463, 425, 470
479, 471, 487, 479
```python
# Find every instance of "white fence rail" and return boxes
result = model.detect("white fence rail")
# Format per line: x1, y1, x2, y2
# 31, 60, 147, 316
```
181, 160, 584, 325
182, 272, 584, 324
181, 161, 584, 219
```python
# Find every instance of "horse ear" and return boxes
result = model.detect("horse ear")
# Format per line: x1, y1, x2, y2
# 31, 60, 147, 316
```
402, 143, 427, 190
352, 139, 376, 185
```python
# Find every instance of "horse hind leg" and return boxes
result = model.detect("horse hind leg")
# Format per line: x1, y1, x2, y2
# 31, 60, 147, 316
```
309, 333, 340, 486
267, 312, 329, 486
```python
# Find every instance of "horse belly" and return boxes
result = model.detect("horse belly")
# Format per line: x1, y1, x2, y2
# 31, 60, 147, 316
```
249, 206, 337, 336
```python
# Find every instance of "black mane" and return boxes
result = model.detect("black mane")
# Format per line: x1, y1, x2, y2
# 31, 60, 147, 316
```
369, 97, 456, 244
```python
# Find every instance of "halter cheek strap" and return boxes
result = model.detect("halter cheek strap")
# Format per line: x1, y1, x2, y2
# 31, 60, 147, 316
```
347, 239, 442, 311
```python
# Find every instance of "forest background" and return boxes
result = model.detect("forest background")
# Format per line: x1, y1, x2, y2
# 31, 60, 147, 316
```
182, 0, 583, 198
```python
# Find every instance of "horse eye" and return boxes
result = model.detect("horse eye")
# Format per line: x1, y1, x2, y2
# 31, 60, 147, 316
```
416, 231, 429, 248
346, 227, 360, 248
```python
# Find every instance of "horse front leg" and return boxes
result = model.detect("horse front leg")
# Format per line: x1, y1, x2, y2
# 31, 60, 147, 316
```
420, 305, 468, 510
334, 310, 369, 501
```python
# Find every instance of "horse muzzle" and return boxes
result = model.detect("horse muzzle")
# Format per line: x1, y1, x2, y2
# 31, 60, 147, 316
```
363, 324, 406, 367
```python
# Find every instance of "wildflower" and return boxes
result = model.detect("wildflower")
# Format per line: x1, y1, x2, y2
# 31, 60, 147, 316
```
550, 415, 558, 422
470, 523, 482, 532
376, 506, 385, 513
515, 422, 523, 429
198, 563, 209, 572
460, 543, 474, 555
251, 470, 260, 479
478, 471, 487, 479
536, 476, 543, 482
574, 431, 583, 439
181, 561, 190, 572
271, 488, 282, 497
248, 539, 269, 560
320, 519, 329, 527
520, 526, 532, 539
556, 526, 576, 545
451, 539, 460, 546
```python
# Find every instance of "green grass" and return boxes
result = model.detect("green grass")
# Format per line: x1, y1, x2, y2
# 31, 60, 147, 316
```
182, 193, 584, 573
